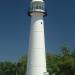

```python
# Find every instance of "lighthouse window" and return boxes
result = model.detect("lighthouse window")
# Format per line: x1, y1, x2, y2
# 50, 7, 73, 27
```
36, 5, 39, 9
41, 22, 42, 24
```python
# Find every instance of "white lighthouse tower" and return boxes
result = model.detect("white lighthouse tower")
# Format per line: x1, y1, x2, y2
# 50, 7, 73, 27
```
26, 0, 48, 75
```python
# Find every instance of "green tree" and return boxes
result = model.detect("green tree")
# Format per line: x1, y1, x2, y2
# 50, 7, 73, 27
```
57, 45, 75, 75
0, 61, 16, 75
17, 55, 27, 75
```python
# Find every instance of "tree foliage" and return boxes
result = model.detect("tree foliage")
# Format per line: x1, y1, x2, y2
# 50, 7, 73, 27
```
0, 46, 75, 75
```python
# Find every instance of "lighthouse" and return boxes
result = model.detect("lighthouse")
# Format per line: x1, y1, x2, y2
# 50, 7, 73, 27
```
26, 0, 48, 75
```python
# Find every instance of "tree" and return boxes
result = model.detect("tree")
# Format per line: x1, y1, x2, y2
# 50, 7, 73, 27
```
0, 61, 16, 75
17, 55, 27, 75
57, 45, 75, 75
0, 45, 75, 75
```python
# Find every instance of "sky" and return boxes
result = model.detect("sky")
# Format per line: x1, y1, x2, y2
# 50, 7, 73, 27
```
0, 0, 75, 62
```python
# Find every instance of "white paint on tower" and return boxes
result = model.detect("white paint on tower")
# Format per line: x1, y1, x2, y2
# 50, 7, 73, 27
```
26, 0, 49, 75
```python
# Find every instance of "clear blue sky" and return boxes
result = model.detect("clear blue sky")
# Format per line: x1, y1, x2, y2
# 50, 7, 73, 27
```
0, 0, 75, 62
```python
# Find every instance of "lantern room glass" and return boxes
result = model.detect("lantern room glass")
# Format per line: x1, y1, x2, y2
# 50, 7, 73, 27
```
30, 1, 45, 12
